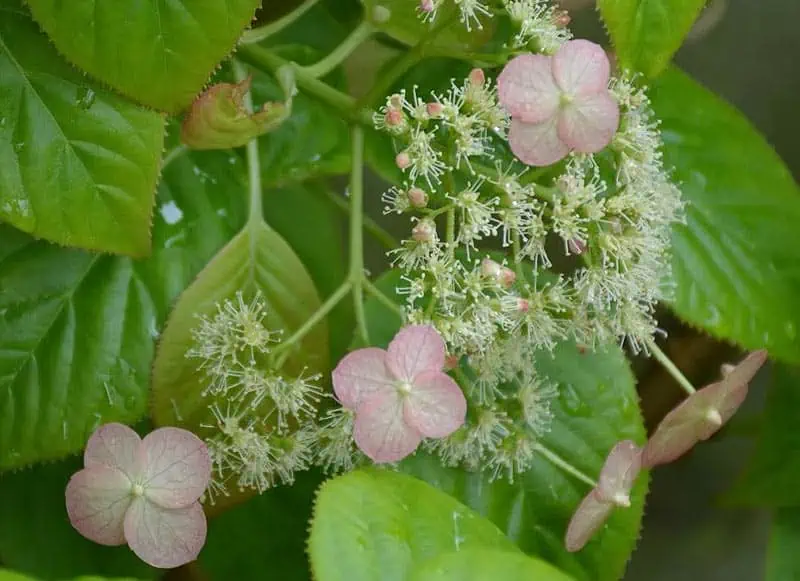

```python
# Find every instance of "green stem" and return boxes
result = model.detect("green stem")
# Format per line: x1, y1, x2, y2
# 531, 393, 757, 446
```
349, 125, 370, 345
324, 188, 397, 249
647, 339, 697, 395
363, 279, 405, 319
273, 281, 353, 363
446, 207, 456, 258
302, 21, 373, 78
511, 230, 524, 279
237, 44, 372, 125
234, 61, 263, 227
533, 443, 598, 488
240, 0, 322, 44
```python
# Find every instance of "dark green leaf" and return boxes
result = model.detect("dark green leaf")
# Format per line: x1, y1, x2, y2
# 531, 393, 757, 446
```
651, 68, 800, 363
361, 270, 648, 581
201, 469, 324, 581
598, 0, 707, 78
0, 1, 164, 256
308, 469, 519, 581
25, 0, 260, 112
766, 508, 800, 581
0, 457, 156, 580
408, 549, 575, 581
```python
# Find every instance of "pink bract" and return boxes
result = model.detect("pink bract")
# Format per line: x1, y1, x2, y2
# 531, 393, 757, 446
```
332, 324, 467, 463
498, 40, 620, 166
65, 423, 211, 569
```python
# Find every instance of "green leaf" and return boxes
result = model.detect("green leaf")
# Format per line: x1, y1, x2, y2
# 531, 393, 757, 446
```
361, 0, 493, 51
650, 68, 800, 363
408, 549, 575, 581
201, 469, 324, 581
766, 508, 800, 581
0, 457, 156, 580
0, 1, 164, 256
360, 270, 648, 581
728, 365, 800, 507
0, 148, 246, 470
24, 0, 260, 113
308, 469, 519, 581
598, 0, 707, 78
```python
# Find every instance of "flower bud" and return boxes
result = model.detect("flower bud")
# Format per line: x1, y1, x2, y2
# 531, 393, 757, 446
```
554, 10, 571, 28
407, 187, 428, 208
468, 68, 486, 88
516, 298, 530, 313
426, 102, 444, 118
419, 0, 435, 13
567, 239, 586, 255
389, 93, 404, 109
444, 354, 459, 371
395, 152, 411, 169
480, 258, 502, 279
411, 220, 436, 242
499, 266, 516, 288
384, 108, 404, 127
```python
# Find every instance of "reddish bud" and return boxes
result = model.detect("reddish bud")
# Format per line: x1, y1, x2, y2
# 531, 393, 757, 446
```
499, 267, 516, 288
407, 187, 428, 208
480, 258, 502, 278
395, 152, 411, 169
444, 354, 459, 371
568, 239, 587, 255
517, 299, 530, 313
426, 102, 444, 118
384, 109, 404, 127
412, 220, 436, 242
554, 10, 571, 27
419, 0, 435, 13
468, 68, 486, 88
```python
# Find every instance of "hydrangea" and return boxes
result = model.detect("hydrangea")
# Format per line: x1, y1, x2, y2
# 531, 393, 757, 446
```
65, 423, 210, 568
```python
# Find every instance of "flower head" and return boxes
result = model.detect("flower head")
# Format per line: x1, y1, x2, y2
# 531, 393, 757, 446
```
498, 39, 619, 166
65, 423, 211, 568
642, 349, 768, 468
332, 325, 467, 463
565, 440, 642, 552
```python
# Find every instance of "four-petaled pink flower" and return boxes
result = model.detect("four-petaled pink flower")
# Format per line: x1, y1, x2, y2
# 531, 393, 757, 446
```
332, 325, 467, 463
65, 423, 211, 569
498, 39, 620, 166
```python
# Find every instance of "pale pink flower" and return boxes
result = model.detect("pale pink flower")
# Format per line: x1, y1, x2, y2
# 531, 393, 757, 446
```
643, 350, 768, 468
497, 39, 620, 166
332, 325, 467, 463
65, 423, 211, 569
565, 440, 642, 552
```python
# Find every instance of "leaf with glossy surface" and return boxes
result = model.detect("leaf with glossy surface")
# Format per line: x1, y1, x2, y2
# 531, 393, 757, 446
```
408, 549, 575, 581
0, 457, 156, 580
25, 0, 260, 112
598, 0, 707, 78
308, 469, 519, 581
651, 68, 800, 363
0, 1, 164, 256
361, 269, 648, 581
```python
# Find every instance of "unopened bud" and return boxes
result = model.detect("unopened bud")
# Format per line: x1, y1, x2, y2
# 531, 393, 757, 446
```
426, 102, 444, 118
568, 239, 586, 255
468, 68, 486, 88
395, 152, 411, 169
554, 10, 571, 27
389, 93, 404, 109
444, 354, 459, 371
407, 187, 428, 208
480, 258, 502, 278
499, 266, 516, 288
384, 108, 404, 127
419, 0, 435, 13
412, 220, 436, 242
517, 298, 530, 313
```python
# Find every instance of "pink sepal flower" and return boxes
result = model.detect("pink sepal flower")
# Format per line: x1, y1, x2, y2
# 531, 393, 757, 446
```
497, 40, 620, 166
65, 423, 211, 569
332, 325, 467, 463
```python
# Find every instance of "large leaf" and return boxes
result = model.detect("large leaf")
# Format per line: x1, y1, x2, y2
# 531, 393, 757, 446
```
361, 270, 648, 581
200, 469, 324, 581
308, 469, 519, 581
0, 457, 156, 580
0, 1, 164, 256
24, 0, 260, 113
766, 508, 800, 581
0, 148, 245, 470
651, 68, 800, 363
728, 365, 800, 507
598, 0, 707, 78
408, 549, 575, 581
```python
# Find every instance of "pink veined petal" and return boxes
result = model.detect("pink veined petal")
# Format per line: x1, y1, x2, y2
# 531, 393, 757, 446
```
497, 53, 561, 123
84, 423, 143, 480
386, 325, 447, 382
124, 498, 207, 569
557, 92, 620, 154
564, 489, 614, 552
141, 427, 211, 509
403, 370, 467, 439
353, 389, 422, 463
65, 465, 133, 546
596, 440, 642, 502
508, 117, 570, 167
332, 347, 395, 410
552, 39, 611, 97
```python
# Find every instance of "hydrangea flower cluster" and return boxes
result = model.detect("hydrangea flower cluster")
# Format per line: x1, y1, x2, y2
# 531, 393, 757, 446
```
187, 292, 325, 502
371, 25, 683, 479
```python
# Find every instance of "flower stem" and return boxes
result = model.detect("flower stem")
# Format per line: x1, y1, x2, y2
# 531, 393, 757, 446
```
302, 20, 374, 79
363, 278, 405, 319
273, 281, 353, 364
349, 125, 370, 345
533, 443, 598, 488
234, 61, 263, 228
240, 0, 323, 44
511, 230, 525, 279
446, 207, 456, 258
647, 338, 697, 395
